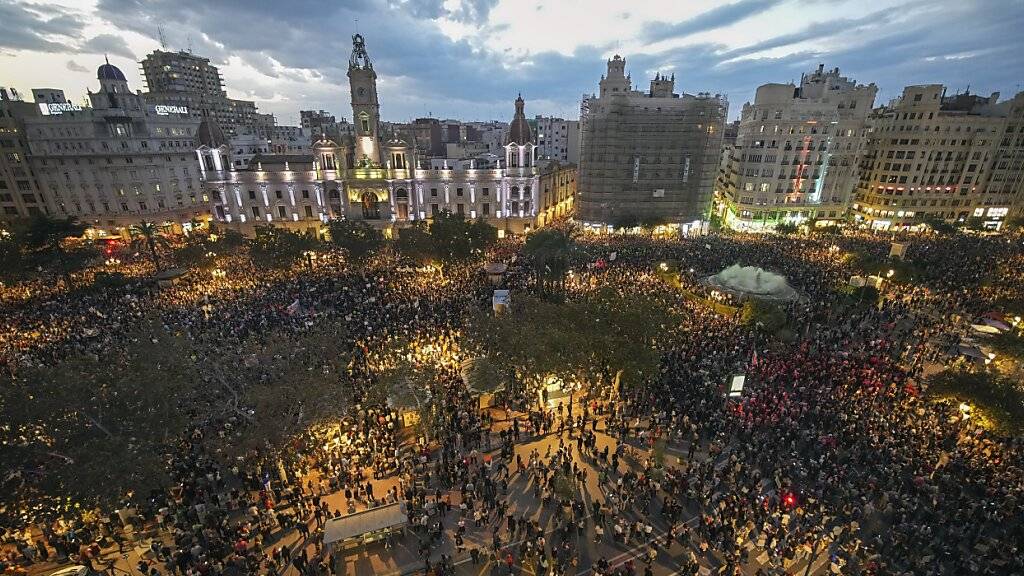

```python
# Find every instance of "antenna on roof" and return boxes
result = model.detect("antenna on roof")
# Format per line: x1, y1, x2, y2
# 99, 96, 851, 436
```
158, 26, 167, 49
104, 53, 110, 65
187, 36, 193, 54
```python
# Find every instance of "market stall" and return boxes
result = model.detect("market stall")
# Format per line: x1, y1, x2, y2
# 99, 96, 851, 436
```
322, 502, 408, 551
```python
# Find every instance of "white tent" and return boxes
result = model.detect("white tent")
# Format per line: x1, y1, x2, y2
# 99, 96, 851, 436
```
322, 502, 408, 546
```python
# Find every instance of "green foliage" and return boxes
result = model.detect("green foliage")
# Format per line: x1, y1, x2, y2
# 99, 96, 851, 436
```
774, 222, 798, 235
129, 220, 169, 272
708, 212, 723, 231
1004, 216, 1024, 231
395, 221, 436, 265
326, 218, 384, 262
964, 216, 986, 231
471, 290, 679, 392
551, 472, 575, 499
173, 239, 216, 271
209, 225, 246, 250
523, 227, 576, 295
22, 215, 95, 282
249, 225, 320, 269
741, 299, 787, 333
927, 369, 1024, 434
987, 331, 1024, 361
610, 212, 640, 231
429, 211, 496, 262
922, 215, 957, 235
93, 271, 130, 289
0, 316, 196, 523
464, 357, 508, 394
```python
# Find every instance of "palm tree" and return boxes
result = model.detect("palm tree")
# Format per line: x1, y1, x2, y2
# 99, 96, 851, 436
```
129, 220, 169, 272
523, 226, 576, 295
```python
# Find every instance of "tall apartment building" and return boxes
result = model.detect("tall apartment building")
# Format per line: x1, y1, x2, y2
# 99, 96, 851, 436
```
23, 61, 205, 230
578, 56, 726, 229
853, 86, 1024, 230
719, 65, 877, 229
0, 87, 46, 222
140, 50, 259, 136
535, 116, 580, 164
300, 109, 336, 130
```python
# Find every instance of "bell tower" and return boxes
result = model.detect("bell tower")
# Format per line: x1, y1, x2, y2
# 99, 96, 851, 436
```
348, 34, 381, 165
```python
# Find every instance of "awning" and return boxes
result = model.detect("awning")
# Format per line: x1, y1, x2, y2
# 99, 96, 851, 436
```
971, 324, 1001, 335
323, 502, 407, 546
957, 345, 986, 359
981, 318, 1011, 332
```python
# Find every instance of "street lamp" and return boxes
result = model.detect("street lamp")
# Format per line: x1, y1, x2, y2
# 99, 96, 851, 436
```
886, 269, 895, 278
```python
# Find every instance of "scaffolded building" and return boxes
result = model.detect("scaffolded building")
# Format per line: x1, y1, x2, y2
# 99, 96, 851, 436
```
577, 55, 727, 229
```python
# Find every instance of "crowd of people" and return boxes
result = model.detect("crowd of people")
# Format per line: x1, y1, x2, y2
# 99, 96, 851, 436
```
1, 224, 1023, 576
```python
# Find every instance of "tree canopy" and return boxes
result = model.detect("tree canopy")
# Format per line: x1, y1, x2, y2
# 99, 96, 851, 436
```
429, 211, 497, 262
326, 218, 384, 262
249, 225, 320, 269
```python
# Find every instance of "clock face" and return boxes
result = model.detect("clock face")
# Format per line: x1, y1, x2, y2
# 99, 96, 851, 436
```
357, 87, 366, 98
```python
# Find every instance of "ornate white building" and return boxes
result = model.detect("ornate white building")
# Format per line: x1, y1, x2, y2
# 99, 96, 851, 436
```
203, 35, 547, 235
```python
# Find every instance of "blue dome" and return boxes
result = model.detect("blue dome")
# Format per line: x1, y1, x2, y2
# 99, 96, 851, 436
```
97, 63, 127, 82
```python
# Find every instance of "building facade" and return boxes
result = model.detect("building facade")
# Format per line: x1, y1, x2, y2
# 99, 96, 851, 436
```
140, 50, 259, 137
719, 66, 877, 229
535, 116, 580, 165
852, 86, 1024, 230
204, 35, 553, 236
577, 56, 726, 229
23, 61, 206, 230
0, 87, 45, 222
537, 160, 576, 227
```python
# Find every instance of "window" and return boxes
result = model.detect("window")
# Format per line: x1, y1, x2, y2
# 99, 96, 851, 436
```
430, 188, 438, 197
304, 205, 313, 218
456, 187, 464, 197
457, 203, 464, 215
252, 206, 260, 217
431, 203, 439, 216
248, 190, 256, 200
277, 206, 286, 218
482, 187, 489, 196
302, 189, 310, 199
482, 203, 490, 216
275, 190, 283, 199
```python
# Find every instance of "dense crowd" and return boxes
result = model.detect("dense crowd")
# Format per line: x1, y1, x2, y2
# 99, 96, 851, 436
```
1, 226, 1023, 576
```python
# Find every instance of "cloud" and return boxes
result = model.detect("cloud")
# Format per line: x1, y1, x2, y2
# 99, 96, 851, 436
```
80, 34, 136, 60
643, 0, 785, 43
0, 1, 86, 53
65, 0, 1024, 122
66, 60, 89, 73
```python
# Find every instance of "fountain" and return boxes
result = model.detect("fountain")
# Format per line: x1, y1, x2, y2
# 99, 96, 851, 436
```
705, 264, 800, 302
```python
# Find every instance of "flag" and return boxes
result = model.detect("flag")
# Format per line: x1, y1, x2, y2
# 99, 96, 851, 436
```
750, 348, 759, 367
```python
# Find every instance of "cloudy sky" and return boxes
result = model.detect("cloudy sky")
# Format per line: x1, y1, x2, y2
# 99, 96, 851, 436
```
1, 0, 1022, 125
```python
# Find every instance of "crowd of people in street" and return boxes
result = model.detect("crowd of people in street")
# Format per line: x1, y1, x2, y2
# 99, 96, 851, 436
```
1, 225, 1023, 576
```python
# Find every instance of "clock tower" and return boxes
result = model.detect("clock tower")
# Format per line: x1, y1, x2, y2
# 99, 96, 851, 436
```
348, 34, 381, 165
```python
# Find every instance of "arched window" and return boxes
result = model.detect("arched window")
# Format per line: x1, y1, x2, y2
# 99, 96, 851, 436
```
396, 188, 409, 200
329, 189, 340, 199
359, 112, 370, 133
361, 191, 380, 219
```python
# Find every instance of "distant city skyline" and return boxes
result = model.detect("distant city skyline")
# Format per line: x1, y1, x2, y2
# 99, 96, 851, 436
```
1, 0, 1022, 124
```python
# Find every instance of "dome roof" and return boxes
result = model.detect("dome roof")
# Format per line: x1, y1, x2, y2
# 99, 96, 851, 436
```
97, 62, 127, 82
506, 93, 533, 145
197, 118, 227, 148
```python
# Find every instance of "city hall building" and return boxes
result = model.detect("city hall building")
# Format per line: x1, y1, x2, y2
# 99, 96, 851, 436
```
203, 35, 558, 236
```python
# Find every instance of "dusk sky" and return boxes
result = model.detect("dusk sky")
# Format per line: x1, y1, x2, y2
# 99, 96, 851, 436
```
2, 0, 1023, 125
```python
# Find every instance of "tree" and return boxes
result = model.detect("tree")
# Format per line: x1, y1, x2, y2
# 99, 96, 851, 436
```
610, 212, 640, 231
523, 227, 575, 295
0, 315, 197, 524
24, 215, 94, 284
1003, 215, 1024, 232
395, 221, 436, 265
209, 225, 246, 250
249, 225, 319, 269
774, 222, 798, 235
129, 220, 169, 272
0, 227, 26, 282
429, 211, 495, 262
326, 218, 384, 262
964, 216, 986, 231
922, 215, 957, 235
741, 299, 787, 333
173, 236, 216, 271
927, 369, 1024, 434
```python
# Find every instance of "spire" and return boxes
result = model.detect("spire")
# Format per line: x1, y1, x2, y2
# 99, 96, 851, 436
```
104, 54, 109, 65
349, 33, 372, 69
